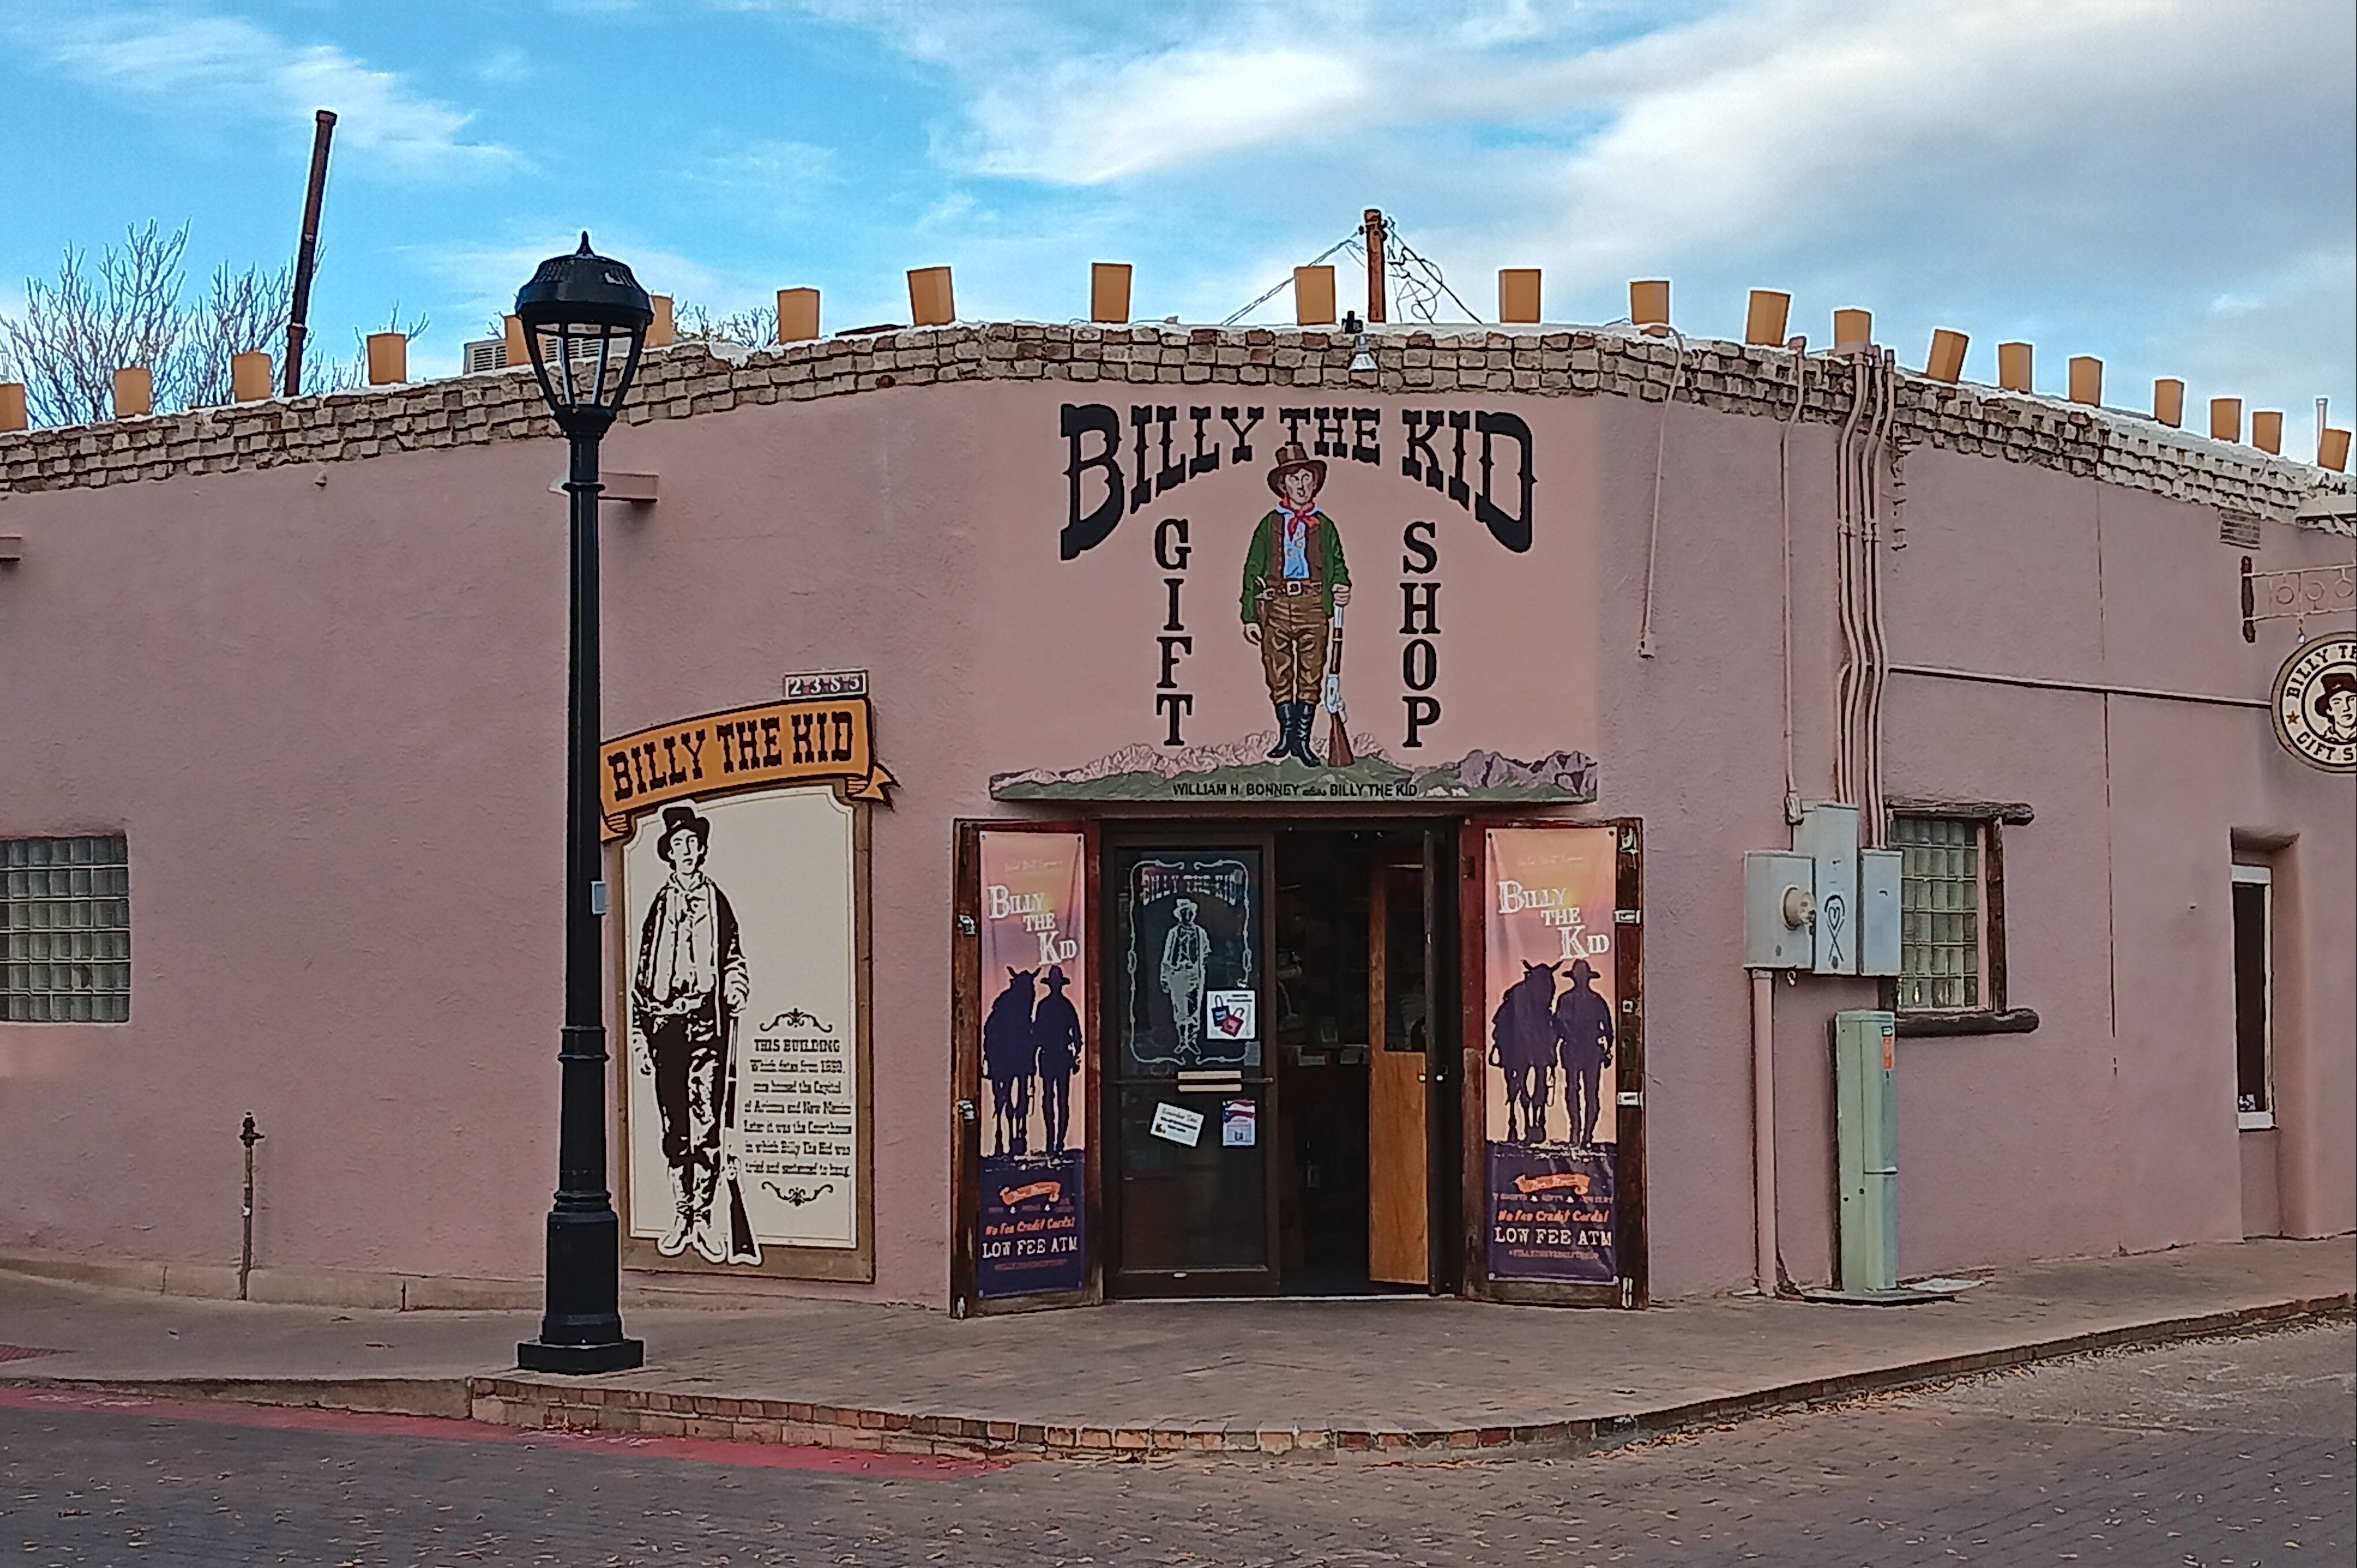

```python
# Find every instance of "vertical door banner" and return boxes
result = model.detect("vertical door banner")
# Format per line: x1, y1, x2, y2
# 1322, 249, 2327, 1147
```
622, 784, 862, 1271
975, 829, 1090, 1298
1483, 827, 1621, 1286
1121, 854, 1260, 1072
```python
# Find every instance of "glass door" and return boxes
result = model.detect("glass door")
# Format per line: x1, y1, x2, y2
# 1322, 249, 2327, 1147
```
1104, 838, 1276, 1295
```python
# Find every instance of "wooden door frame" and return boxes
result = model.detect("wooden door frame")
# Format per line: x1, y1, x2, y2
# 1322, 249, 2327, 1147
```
1458, 817, 1648, 1309
950, 818, 1103, 1317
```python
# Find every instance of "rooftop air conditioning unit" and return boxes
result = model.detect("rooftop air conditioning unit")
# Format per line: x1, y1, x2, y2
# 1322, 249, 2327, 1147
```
462, 338, 508, 374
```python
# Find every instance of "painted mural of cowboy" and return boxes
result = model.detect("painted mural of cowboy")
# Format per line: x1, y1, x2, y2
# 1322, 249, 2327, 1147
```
630, 802, 759, 1265
1240, 442, 1352, 765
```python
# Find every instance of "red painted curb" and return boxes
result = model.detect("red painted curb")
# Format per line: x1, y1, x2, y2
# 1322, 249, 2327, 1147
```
0, 1384, 999, 1478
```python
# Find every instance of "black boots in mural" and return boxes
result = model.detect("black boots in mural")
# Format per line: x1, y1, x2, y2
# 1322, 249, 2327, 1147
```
1265, 701, 1324, 766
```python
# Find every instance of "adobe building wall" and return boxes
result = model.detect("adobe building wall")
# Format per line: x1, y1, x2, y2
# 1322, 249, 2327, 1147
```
1, 326, 2348, 1307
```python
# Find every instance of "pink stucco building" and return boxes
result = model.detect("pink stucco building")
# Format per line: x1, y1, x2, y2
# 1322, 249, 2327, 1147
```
2, 316, 2349, 1314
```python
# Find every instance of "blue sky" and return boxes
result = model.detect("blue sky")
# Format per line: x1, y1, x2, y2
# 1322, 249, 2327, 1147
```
6, 0, 2352, 445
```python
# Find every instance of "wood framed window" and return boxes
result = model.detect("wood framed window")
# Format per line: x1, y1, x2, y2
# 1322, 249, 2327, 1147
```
1885, 800, 2038, 1038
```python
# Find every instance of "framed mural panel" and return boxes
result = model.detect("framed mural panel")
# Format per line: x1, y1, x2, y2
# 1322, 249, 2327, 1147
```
614, 783, 875, 1281
1459, 819, 1646, 1308
952, 821, 1101, 1316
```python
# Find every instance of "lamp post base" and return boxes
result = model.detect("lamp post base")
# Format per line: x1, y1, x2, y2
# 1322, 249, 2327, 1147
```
516, 1336, 645, 1375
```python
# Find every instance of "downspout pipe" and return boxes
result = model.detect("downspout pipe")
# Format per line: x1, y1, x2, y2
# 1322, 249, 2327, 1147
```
1749, 967, 1778, 1295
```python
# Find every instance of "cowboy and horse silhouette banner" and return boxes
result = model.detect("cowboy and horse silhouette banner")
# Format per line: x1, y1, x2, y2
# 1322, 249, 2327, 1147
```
1483, 826, 1622, 1286
975, 829, 1090, 1298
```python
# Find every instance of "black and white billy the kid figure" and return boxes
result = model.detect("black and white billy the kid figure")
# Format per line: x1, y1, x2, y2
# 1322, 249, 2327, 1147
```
630, 802, 761, 1265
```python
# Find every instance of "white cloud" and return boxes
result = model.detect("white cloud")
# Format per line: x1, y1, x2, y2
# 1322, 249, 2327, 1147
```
25, 10, 518, 180
965, 44, 1372, 183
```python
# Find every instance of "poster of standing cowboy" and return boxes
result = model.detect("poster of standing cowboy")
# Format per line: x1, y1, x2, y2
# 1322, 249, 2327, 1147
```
620, 784, 862, 1271
1483, 826, 1620, 1285
975, 829, 1089, 1298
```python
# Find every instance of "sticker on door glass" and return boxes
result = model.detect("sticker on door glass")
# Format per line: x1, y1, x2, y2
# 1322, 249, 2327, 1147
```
1220, 1099, 1257, 1147
1149, 1102, 1206, 1146
1206, 989, 1257, 1042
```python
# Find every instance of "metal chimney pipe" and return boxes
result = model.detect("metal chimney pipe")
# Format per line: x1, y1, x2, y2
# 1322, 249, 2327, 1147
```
284, 110, 338, 397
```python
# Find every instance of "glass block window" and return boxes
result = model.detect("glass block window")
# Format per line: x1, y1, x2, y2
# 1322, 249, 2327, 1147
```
1894, 816, 1980, 1011
1, 835, 131, 1022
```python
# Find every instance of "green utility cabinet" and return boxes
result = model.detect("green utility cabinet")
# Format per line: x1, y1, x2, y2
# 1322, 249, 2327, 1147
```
1833, 1010, 1898, 1293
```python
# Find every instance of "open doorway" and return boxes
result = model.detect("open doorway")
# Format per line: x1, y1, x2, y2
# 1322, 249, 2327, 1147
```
1102, 823, 1455, 1299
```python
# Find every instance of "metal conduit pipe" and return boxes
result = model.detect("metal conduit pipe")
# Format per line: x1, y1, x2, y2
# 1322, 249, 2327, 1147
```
1833, 355, 1871, 804
1859, 350, 1897, 841
1750, 968, 1779, 1294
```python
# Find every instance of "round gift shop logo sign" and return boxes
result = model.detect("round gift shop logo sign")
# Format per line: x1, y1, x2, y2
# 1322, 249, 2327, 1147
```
2272, 632, 2357, 773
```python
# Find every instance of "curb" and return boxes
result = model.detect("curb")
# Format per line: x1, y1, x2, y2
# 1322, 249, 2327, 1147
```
465, 1289, 2356, 1462
11, 1291, 2348, 1463
2, 1375, 471, 1421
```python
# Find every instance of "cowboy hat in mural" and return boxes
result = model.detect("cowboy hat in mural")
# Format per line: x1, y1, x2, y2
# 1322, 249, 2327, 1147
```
2272, 633, 2357, 773
630, 799, 762, 1265
1240, 443, 1353, 766
654, 803, 710, 863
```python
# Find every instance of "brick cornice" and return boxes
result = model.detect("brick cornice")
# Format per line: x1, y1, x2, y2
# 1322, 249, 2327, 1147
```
3, 322, 2347, 534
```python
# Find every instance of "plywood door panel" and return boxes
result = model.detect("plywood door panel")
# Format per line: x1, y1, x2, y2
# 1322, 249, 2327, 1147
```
1368, 866, 1429, 1284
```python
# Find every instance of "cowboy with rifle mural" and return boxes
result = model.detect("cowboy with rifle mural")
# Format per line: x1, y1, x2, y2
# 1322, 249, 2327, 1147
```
1241, 442, 1352, 766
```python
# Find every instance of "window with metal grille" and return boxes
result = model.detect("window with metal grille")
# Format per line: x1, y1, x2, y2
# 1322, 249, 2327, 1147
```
1893, 815, 1982, 1012
1, 835, 131, 1022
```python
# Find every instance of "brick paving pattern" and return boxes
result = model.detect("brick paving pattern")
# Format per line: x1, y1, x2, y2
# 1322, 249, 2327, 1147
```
4, 1321, 2347, 1566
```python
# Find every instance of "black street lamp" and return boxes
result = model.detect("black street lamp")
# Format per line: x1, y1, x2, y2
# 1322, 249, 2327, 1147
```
515, 234, 651, 1375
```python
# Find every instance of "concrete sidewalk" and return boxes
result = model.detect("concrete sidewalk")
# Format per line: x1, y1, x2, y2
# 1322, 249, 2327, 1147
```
5, 1236, 2349, 1461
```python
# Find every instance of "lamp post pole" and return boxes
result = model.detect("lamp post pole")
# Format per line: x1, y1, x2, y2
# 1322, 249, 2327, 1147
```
516, 235, 650, 1376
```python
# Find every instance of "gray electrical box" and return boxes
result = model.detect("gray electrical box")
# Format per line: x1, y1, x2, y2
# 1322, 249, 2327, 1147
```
1743, 852, 1816, 969
1858, 848, 1901, 977
1833, 1010, 1898, 1293
1794, 803, 1860, 974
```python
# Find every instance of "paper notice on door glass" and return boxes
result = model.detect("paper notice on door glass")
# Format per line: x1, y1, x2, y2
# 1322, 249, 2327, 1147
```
1149, 1102, 1205, 1146
1206, 990, 1256, 1042
1221, 1098, 1257, 1147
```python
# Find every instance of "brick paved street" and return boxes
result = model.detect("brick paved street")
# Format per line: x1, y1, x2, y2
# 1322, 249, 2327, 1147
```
4, 1320, 2347, 1566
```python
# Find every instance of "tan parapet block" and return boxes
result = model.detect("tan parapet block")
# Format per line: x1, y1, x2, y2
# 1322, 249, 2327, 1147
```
2249, 410, 2282, 454
2321, 427, 2352, 471
647, 295, 675, 349
113, 366, 152, 419
907, 267, 955, 327
2153, 377, 2185, 427
778, 288, 821, 343
1629, 279, 1670, 329
1998, 341, 2033, 392
1498, 269, 1542, 325
2210, 397, 2241, 443
1925, 329, 1968, 383
2068, 355, 2102, 407
1833, 308, 1873, 349
231, 351, 273, 402
366, 332, 408, 386
1745, 289, 1790, 346
1091, 263, 1133, 324
504, 314, 528, 370
1294, 265, 1337, 325
0, 382, 26, 432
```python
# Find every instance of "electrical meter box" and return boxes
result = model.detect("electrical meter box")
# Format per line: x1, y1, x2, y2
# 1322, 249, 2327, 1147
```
1858, 848, 1902, 977
1743, 851, 1815, 969
1794, 803, 1860, 974
1833, 1009, 1898, 1293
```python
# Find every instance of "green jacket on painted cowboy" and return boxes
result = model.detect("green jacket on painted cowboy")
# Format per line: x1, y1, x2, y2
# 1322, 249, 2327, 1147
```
1238, 505, 1352, 623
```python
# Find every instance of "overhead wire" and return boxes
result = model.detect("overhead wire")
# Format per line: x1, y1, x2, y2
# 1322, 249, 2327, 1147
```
1220, 219, 1483, 327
